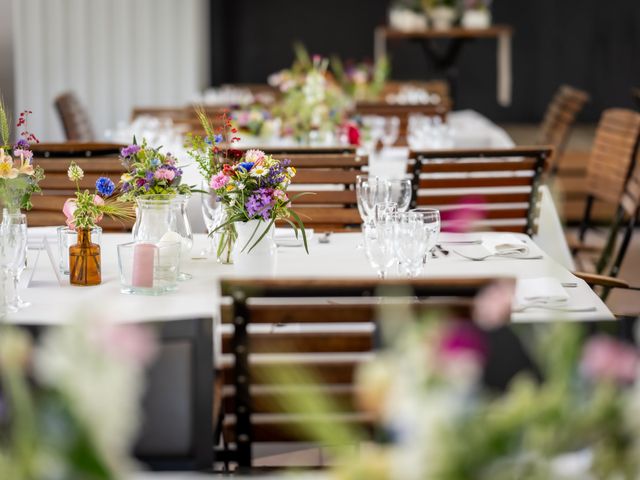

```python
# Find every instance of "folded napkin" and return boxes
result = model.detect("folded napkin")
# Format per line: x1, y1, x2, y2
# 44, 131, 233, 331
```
515, 277, 569, 305
27, 226, 59, 248
274, 228, 314, 247
482, 234, 529, 256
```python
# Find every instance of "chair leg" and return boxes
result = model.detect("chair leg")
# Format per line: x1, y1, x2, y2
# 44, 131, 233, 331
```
578, 195, 594, 245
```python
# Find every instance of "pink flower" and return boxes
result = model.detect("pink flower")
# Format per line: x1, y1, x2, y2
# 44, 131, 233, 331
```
473, 279, 516, 329
63, 198, 77, 229
442, 195, 487, 233
210, 171, 229, 190
90, 323, 157, 367
154, 169, 176, 181
244, 149, 266, 165
273, 189, 288, 202
581, 335, 639, 384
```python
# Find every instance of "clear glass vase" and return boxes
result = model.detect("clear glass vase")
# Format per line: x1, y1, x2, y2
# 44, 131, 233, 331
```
132, 194, 193, 280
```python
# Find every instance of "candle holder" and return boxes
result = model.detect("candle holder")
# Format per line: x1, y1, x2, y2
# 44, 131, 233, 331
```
117, 241, 181, 295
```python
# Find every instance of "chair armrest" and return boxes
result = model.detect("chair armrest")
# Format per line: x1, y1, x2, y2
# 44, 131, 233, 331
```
573, 272, 630, 289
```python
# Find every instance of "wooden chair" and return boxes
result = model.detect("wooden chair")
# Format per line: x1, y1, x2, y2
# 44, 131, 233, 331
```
54, 92, 96, 142
218, 277, 498, 469
570, 109, 640, 264
409, 146, 552, 235
30, 145, 132, 231
537, 85, 589, 175
281, 150, 367, 232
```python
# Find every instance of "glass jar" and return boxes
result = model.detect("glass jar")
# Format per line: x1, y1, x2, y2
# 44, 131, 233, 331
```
69, 228, 101, 286
132, 195, 193, 279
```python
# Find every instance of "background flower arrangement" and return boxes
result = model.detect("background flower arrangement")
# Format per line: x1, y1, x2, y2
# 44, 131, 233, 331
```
330, 55, 390, 102
0, 100, 45, 212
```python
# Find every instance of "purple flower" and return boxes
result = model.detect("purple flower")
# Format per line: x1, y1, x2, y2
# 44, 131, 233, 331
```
14, 139, 30, 150
145, 171, 154, 182
121, 144, 141, 157
245, 188, 275, 220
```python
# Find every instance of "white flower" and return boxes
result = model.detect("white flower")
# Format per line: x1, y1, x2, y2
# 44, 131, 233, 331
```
67, 162, 84, 181
251, 165, 268, 177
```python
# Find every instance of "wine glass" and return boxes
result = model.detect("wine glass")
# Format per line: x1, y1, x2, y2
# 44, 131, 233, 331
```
394, 212, 430, 277
374, 202, 397, 225
201, 186, 224, 256
356, 176, 390, 227
411, 207, 441, 260
381, 117, 400, 149
388, 179, 413, 212
363, 221, 396, 279
0, 212, 29, 311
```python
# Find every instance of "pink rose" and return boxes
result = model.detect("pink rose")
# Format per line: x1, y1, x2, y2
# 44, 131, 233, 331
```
63, 198, 77, 229
93, 195, 104, 223
581, 335, 639, 384
210, 171, 230, 190
154, 169, 176, 181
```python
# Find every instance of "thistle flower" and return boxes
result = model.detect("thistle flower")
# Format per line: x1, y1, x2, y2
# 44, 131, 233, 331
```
68, 162, 84, 182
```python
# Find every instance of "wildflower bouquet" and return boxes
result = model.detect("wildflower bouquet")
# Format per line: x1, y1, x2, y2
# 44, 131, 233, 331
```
0, 102, 45, 211
64, 162, 133, 230
118, 140, 193, 201
330, 55, 390, 102
187, 110, 309, 261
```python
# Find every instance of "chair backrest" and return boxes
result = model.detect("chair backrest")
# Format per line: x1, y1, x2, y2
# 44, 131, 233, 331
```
409, 146, 552, 235
134, 318, 213, 471
218, 277, 499, 468
54, 92, 96, 142
281, 150, 367, 232
538, 85, 589, 173
30, 145, 132, 231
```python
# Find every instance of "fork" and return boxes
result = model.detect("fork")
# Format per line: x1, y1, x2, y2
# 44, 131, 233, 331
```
513, 304, 597, 313
453, 249, 543, 261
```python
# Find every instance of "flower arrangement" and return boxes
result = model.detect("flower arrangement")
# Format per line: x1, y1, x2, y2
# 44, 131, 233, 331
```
270, 44, 350, 142
118, 139, 193, 201
187, 109, 309, 261
330, 55, 390, 102
0, 101, 45, 212
233, 107, 274, 138
0, 320, 156, 479
463, 0, 492, 11
63, 162, 133, 230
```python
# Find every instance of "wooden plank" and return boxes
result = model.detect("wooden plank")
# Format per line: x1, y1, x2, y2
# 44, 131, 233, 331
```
416, 192, 530, 204
290, 208, 361, 225
418, 159, 536, 173
221, 331, 373, 354
292, 170, 361, 184
418, 176, 533, 189
411, 146, 553, 160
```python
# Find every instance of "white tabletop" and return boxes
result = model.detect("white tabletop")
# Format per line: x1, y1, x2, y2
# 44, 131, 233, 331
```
8, 230, 613, 326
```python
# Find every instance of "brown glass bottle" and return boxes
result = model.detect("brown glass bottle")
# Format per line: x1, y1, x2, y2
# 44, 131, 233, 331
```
69, 228, 101, 286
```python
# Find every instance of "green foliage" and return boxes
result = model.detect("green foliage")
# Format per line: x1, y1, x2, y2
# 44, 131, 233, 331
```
0, 97, 10, 148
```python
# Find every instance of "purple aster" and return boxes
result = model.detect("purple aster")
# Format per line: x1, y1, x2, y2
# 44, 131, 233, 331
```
245, 188, 275, 220
14, 139, 30, 150
121, 144, 141, 157
145, 171, 154, 182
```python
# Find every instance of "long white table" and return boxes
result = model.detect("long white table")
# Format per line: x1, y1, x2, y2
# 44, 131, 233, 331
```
8, 230, 613, 326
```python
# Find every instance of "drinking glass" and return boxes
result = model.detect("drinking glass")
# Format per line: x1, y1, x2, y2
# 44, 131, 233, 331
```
200, 186, 224, 256
356, 176, 390, 227
411, 207, 441, 259
394, 212, 430, 277
381, 117, 400, 149
0, 212, 29, 311
374, 202, 398, 225
388, 179, 413, 212
363, 221, 396, 279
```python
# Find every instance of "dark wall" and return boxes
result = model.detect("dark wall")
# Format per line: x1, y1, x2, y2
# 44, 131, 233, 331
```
210, 0, 640, 122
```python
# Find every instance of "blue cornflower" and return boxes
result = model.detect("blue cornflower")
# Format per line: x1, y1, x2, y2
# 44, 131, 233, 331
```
96, 177, 116, 196
214, 134, 224, 143
150, 157, 161, 167
238, 161, 254, 172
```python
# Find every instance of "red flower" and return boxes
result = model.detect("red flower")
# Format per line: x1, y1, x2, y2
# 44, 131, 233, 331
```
347, 124, 360, 146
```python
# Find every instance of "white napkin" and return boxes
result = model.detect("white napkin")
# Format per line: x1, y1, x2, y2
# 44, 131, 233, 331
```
515, 277, 569, 305
28, 226, 60, 249
482, 234, 529, 256
274, 228, 314, 247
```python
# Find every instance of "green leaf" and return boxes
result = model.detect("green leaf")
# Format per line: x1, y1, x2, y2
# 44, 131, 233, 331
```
247, 217, 276, 253
288, 209, 309, 253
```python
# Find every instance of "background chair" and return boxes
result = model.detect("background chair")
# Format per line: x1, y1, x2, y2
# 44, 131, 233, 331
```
409, 146, 552, 235
218, 277, 500, 469
54, 92, 96, 142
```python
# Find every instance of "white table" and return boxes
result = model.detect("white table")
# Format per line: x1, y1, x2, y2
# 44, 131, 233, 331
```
9, 230, 613, 326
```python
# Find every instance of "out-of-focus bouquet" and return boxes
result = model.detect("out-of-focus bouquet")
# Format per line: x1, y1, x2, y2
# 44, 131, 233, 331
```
269, 44, 350, 143
232, 107, 279, 139
118, 140, 193, 201
0, 321, 156, 479
0, 102, 45, 212
331, 56, 390, 102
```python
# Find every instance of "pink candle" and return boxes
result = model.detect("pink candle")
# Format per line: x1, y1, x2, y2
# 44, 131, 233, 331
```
132, 243, 156, 288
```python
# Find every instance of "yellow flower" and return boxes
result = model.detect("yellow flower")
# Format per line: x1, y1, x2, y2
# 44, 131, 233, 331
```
0, 160, 19, 179
18, 163, 34, 175
120, 173, 133, 183
226, 183, 235, 191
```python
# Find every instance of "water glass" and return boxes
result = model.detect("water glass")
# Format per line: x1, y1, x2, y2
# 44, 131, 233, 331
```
200, 186, 224, 256
388, 179, 413, 212
411, 207, 441, 259
381, 116, 400, 149
356, 176, 391, 227
394, 212, 431, 277
363, 221, 396, 278
57, 226, 103, 275
374, 202, 398, 225
117, 241, 181, 295
0, 212, 29, 311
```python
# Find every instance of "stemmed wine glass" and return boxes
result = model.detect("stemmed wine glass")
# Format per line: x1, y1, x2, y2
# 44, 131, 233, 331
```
0, 212, 29, 311
394, 212, 431, 277
363, 220, 396, 279
387, 179, 413, 212
356, 175, 391, 227
411, 207, 441, 261
200, 185, 224, 256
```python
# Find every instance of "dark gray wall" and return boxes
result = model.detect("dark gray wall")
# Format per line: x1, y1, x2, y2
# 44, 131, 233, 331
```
210, 0, 640, 122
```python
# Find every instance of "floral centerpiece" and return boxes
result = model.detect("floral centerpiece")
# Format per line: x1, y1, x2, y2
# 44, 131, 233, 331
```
0, 102, 45, 213
0, 320, 156, 479
64, 162, 133, 285
423, 0, 458, 29
187, 109, 308, 265
330, 56, 390, 102
269, 44, 350, 143
232, 107, 277, 139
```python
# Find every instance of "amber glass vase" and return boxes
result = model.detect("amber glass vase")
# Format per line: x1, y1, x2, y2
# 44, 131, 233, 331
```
69, 228, 101, 286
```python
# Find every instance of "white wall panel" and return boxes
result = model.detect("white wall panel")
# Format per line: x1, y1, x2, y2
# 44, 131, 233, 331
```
12, 0, 208, 142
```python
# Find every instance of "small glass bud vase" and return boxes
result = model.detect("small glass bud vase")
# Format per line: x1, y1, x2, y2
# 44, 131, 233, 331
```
69, 228, 101, 286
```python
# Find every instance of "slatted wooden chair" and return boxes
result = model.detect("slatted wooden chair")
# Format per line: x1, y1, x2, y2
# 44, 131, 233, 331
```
29, 144, 132, 231
569, 109, 640, 267
537, 85, 589, 175
279, 150, 367, 232
409, 146, 552, 235
54, 92, 96, 142
217, 277, 498, 469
